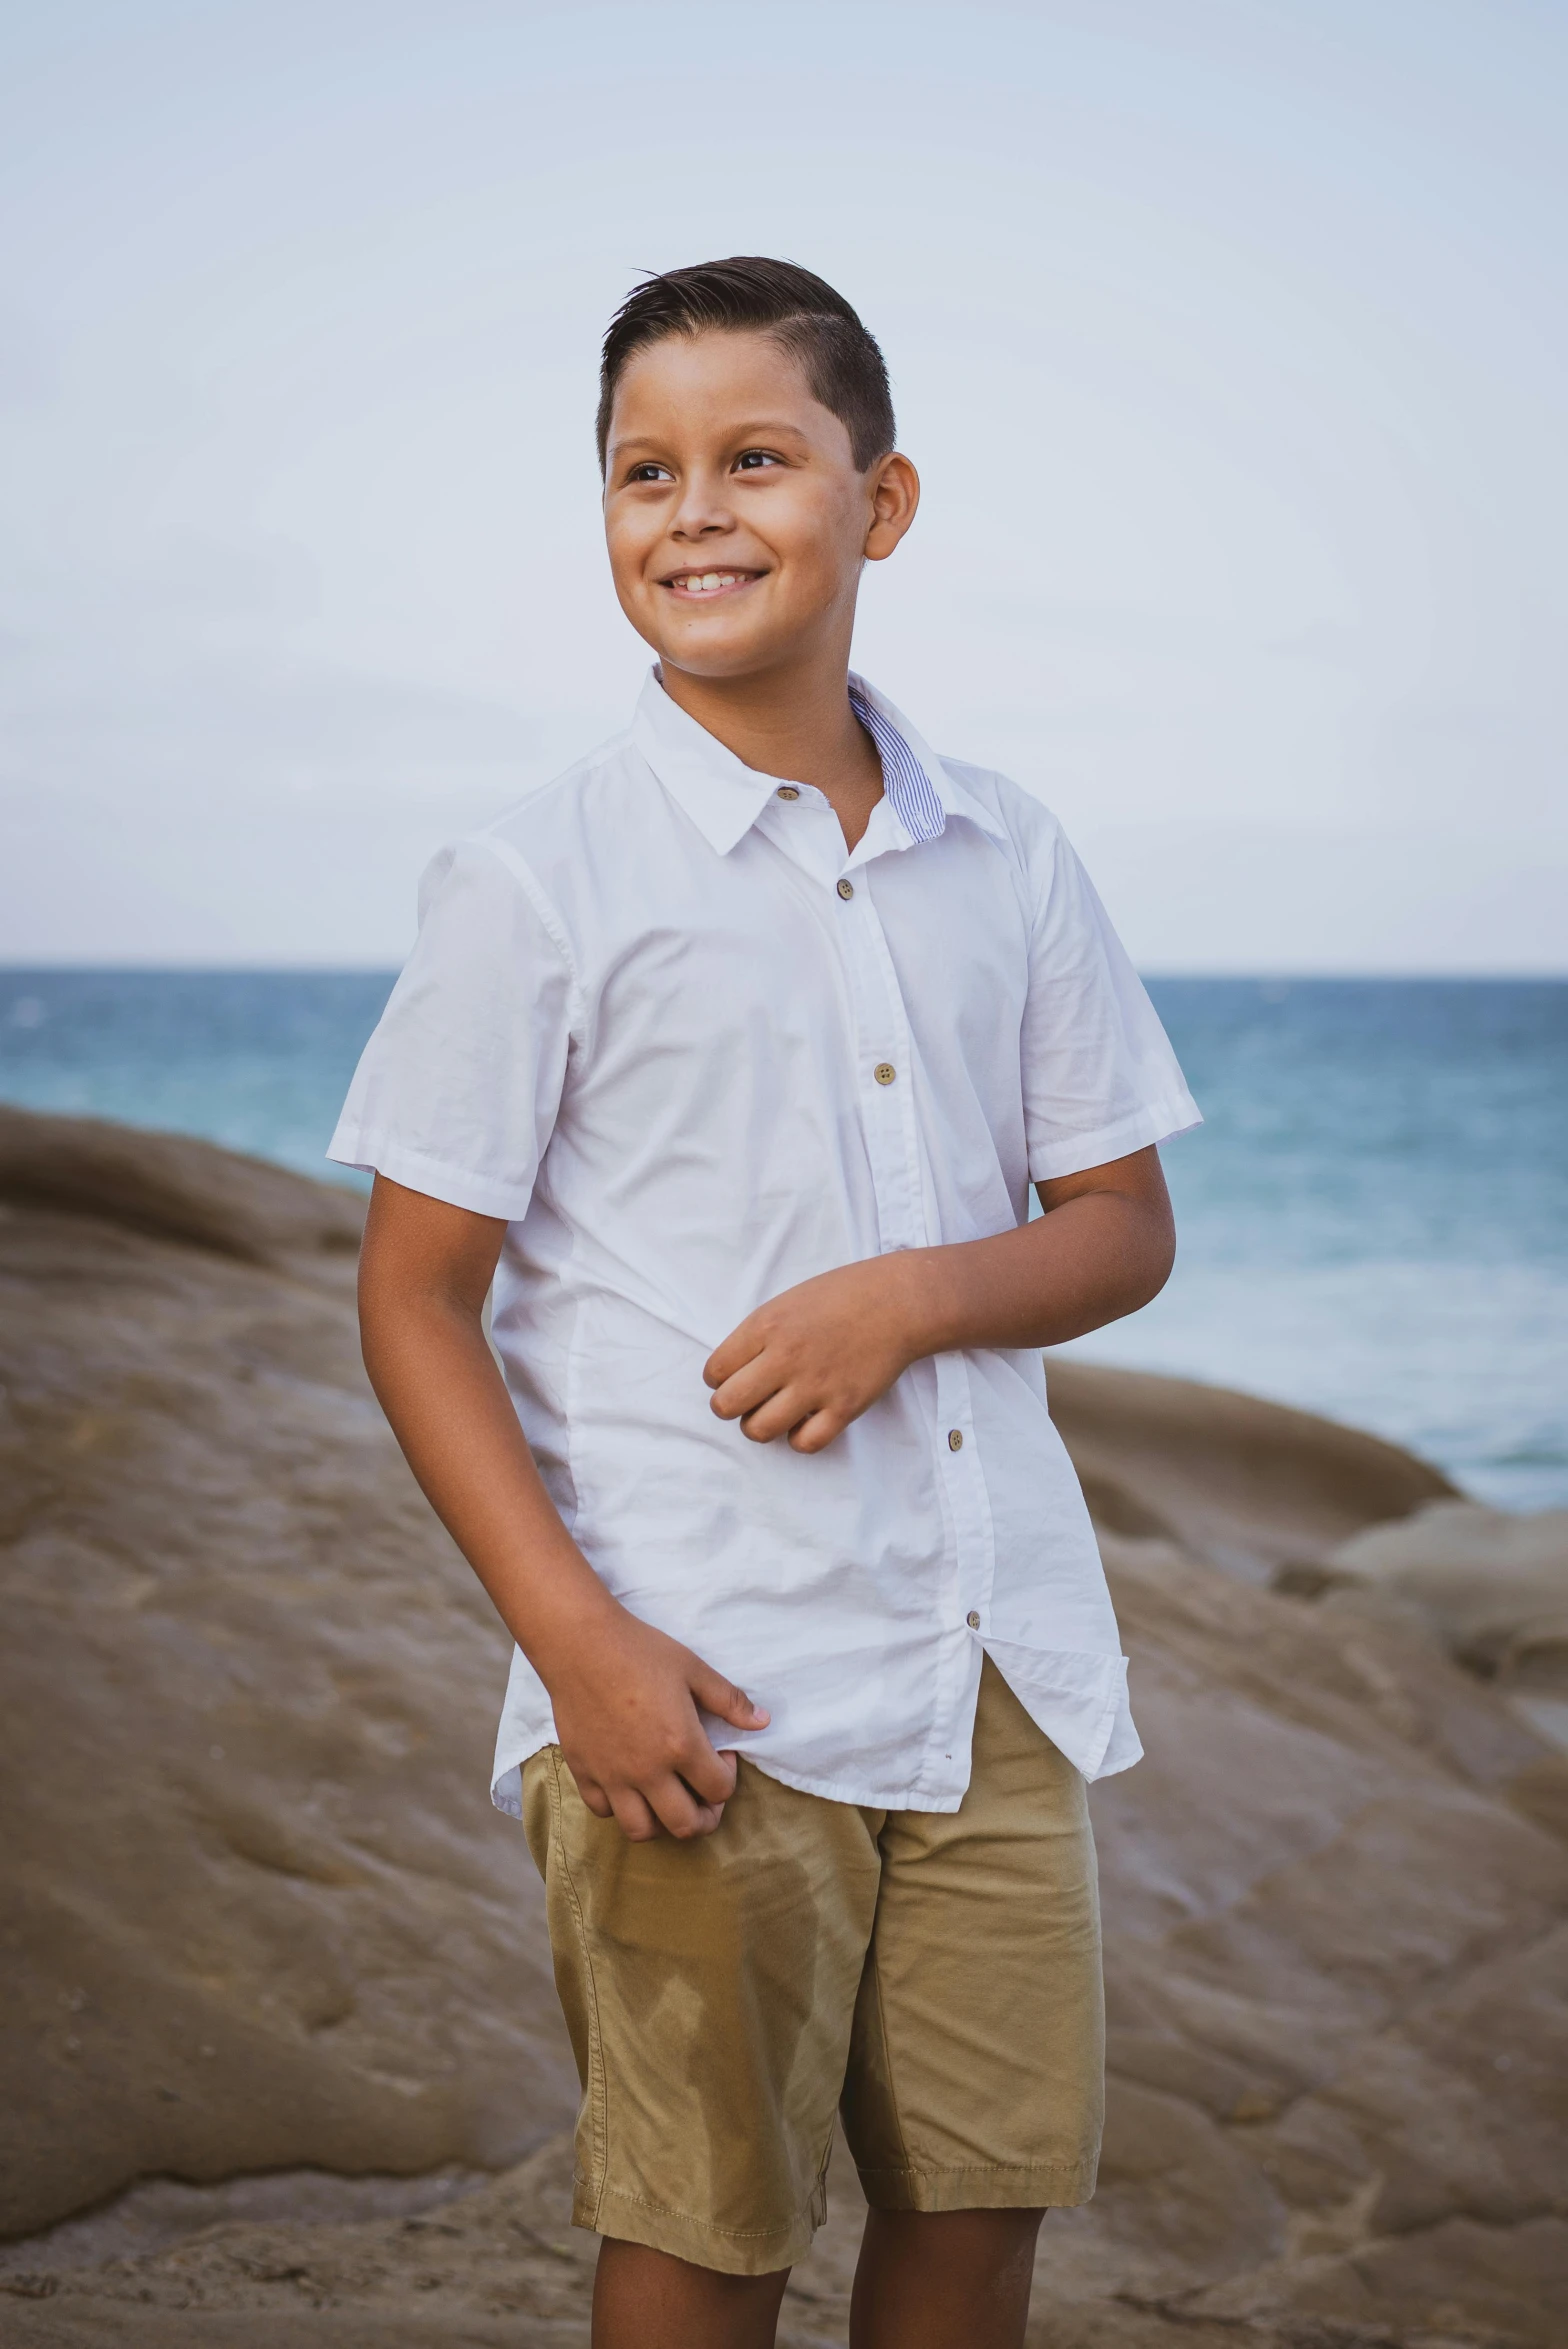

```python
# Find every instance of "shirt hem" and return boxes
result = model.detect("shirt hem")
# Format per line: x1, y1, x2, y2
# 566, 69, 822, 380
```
1093, 1722, 1144, 1778
489, 1743, 969, 1818
488, 1681, 1138, 1818
971, 1637, 1138, 1781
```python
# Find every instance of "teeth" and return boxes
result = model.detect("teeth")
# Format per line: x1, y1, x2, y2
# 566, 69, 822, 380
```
675, 571, 743, 592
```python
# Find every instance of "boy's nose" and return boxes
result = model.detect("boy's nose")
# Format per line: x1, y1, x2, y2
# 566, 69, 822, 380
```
669, 475, 734, 540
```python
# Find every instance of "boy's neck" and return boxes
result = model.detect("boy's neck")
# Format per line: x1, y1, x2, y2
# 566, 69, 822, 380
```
655, 648, 885, 852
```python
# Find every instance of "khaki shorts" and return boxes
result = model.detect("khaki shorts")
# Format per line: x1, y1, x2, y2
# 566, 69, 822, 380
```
522, 1656, 1103, 2277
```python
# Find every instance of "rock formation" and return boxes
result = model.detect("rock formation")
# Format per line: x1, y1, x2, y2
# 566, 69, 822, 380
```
1, 1107, 1564, 2345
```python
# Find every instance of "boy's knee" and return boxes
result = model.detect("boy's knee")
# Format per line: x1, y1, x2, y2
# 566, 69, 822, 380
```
594, 2235, 791, 2346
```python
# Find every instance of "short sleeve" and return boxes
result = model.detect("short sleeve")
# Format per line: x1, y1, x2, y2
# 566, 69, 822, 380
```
1019, 826, 1200, 1183
327, 837, 576, 1220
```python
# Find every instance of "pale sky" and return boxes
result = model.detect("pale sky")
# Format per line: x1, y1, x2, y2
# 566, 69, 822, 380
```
2, 0, 1563, 969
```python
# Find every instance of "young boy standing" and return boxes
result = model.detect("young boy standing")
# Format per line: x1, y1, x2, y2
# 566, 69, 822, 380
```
332, 257, 1197, 2349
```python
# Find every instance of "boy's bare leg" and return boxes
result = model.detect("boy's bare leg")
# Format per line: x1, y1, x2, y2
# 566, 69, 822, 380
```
849, 2208, 1045, 2349
593, 2238, 790, 2349
592, 2205, 1043, 2348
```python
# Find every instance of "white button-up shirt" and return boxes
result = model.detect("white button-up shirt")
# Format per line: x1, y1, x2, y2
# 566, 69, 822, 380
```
330, 671, 1199, 1814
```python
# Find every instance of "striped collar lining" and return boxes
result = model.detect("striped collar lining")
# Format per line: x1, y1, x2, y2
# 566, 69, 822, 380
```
849, 683, 946, 845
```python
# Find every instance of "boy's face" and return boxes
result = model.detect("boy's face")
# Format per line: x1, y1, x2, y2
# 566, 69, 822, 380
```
602, 330, 917, 683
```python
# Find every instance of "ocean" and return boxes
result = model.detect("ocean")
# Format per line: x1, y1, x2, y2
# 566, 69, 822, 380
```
3, 971, 1564, 1514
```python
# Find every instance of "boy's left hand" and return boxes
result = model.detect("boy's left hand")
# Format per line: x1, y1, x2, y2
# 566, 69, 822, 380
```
704, 1151, 1176, 1453
704, 1257, 921, 1452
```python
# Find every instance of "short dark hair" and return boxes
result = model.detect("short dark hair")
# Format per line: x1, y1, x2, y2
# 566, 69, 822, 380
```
597, 256, 895, 475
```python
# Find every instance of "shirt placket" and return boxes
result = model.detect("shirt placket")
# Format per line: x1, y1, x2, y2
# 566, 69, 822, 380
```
832, 860, 998, 1788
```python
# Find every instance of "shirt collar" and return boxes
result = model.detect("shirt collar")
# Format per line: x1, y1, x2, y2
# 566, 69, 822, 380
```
845, 671, 1007, 848
631, 666, 1006, 856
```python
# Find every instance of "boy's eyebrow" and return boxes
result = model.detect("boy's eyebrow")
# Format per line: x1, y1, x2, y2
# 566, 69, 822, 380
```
607, 419, 816, 462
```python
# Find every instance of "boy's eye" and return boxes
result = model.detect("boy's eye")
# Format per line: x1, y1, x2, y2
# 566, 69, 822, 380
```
734, 449, 782, 471
627, 462, 672, 483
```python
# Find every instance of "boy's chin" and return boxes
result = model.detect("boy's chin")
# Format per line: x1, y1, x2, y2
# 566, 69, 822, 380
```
624, 583, 822, 683
651, 627, 793, 683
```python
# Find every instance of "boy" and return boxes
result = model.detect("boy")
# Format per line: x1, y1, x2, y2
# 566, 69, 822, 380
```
332, 257, 1198, 2349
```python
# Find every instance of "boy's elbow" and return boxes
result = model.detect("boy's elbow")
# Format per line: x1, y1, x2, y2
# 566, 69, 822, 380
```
355, 1262, 400, 1392
1128, 1199, 1177, 1313
1140, 1240, 1175, 1311
356, 1238, 493, 1388
1147, 1218, 1177, 1302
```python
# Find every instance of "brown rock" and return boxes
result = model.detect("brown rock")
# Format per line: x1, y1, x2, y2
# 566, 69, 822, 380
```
0, 1102, 365, 1268
0, 1110, 575, 2243
1080, 1536, 1568, 2341
1312, 1498, 1568, 1759
2, 1110, 1565, 2344
1044, 1354, 1459, 1581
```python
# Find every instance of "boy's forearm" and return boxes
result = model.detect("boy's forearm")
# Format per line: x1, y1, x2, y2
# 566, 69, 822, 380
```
358, 1177, 768, 1843
703, 1148, 1174, 1452
898, 1183, 1174, 1359
359, 1281, 613, 1672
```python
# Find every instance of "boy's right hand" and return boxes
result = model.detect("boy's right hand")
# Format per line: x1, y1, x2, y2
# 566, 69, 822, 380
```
542, 1599, 769, 1842
353, 1180, 765, 1845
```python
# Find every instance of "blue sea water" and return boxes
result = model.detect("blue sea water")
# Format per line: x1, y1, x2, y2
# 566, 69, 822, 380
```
1069, 980, 1568, 1515
2, 971, 1564, 1512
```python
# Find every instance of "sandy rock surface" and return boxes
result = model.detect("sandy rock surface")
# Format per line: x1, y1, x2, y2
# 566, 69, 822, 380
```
0, 1108, 575, 2241
1306, 1500, 1568, 1758
2, 1109, 1565, 2345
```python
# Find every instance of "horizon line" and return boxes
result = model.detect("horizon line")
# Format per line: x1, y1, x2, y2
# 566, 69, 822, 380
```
3, 963, 1566, 986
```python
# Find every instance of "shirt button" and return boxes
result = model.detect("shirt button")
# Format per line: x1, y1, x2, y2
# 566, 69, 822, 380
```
947, 1429, 964, 1451
873, 1062, 897, 1086
836, 877, 855, 900
777, 785, 800, 800
966, 1611, 981, 1630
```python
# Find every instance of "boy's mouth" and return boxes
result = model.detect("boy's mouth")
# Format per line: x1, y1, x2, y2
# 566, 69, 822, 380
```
661, 569, 762, 600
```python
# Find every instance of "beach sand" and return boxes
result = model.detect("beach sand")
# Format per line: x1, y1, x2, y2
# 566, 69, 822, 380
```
2, 1105, 1564, 2345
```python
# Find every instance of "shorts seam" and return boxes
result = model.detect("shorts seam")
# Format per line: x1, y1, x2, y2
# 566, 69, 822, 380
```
856, 2152, 1100, 2214
857, 2156, 1093, 2182
548, 1748, 610, 2226
594, 2180, 818, 2245
866, 1907, 916, 2178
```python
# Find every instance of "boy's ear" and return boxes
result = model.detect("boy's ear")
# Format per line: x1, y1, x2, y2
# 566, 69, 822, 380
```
864, 452, 920, 564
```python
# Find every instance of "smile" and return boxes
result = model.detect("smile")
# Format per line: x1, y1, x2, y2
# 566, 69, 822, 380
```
662, 570, 760, 598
